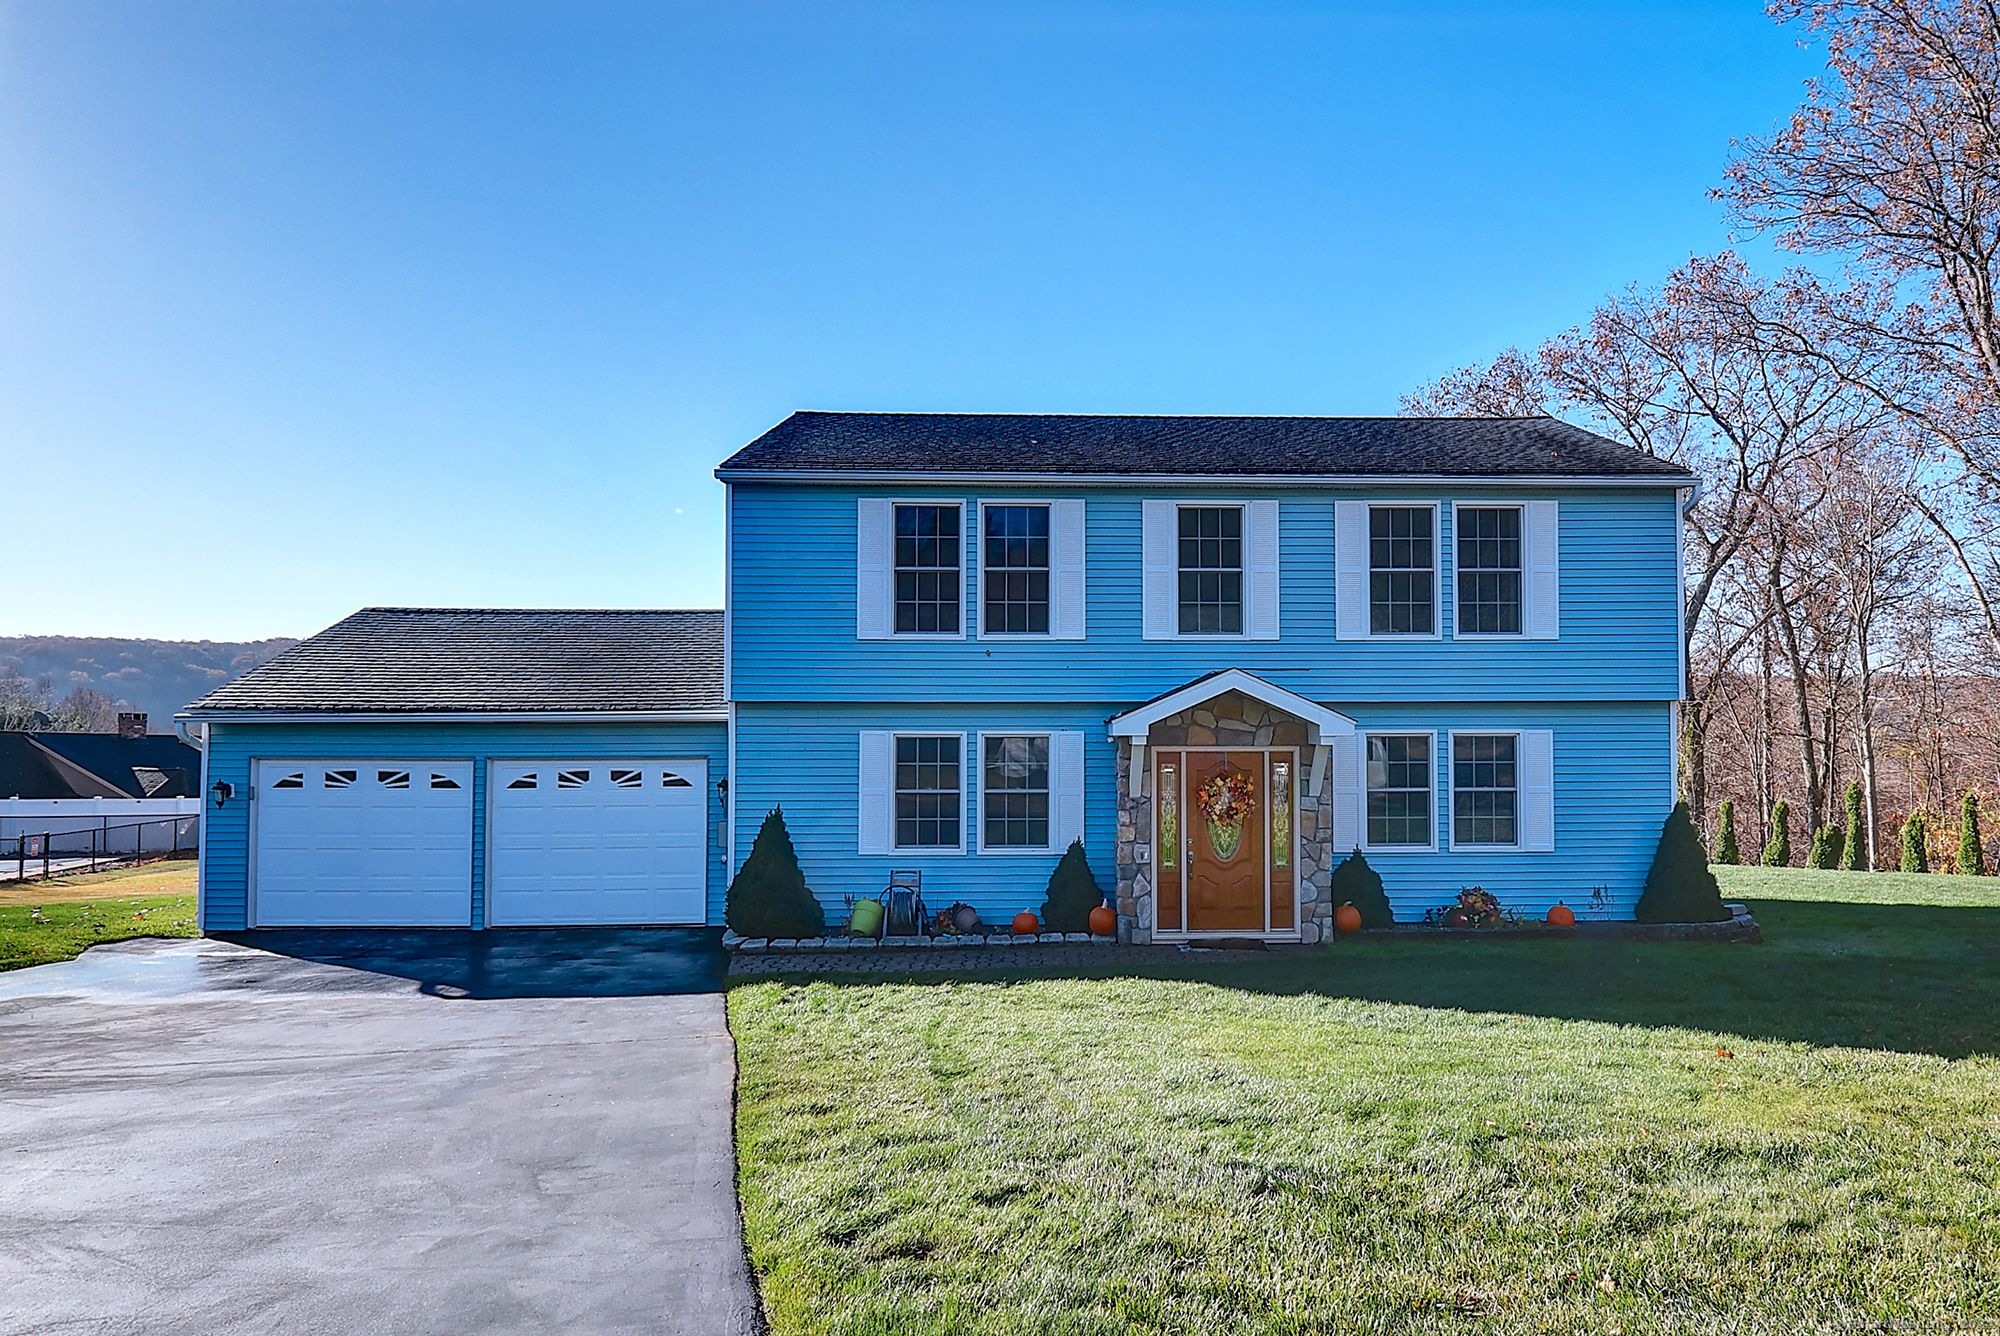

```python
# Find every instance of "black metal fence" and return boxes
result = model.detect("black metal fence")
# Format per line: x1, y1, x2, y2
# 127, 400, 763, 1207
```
6, 817, 200, 882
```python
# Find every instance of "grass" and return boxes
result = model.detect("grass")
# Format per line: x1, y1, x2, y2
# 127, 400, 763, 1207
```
0, 861, 199, 971
728, 866, 2000, 1334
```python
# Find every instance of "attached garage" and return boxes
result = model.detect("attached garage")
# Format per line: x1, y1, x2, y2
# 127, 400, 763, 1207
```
183, 608, 728, 933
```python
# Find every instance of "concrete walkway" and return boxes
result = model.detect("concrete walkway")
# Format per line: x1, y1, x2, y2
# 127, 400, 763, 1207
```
0, 932, 763, 1336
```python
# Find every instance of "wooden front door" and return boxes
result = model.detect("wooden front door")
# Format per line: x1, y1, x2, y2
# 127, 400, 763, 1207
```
1154, 747, 1298, 936
1186, 750, 1266, 932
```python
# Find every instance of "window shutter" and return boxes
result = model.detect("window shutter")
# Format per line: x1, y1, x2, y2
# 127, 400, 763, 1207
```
1519, 728, 1555, 851
1051, 499, 1086, 640
856, 499, 893, 639
1331, 733, 1362, 853
1141, 500, 1176, 640
1052, 731, 1086, 850
857, 730, 893, 854
1525, 500, 1559, 639
1334, 500, 1369, 640
1245, 499, 1280, 640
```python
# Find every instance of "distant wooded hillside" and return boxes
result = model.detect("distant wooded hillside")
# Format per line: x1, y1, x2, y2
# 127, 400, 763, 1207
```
0, 636, 298, 729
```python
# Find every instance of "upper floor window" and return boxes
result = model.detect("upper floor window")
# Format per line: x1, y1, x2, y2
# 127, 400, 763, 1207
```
1369, 507, 1435, 634
895, 735, 962, 848
895, 505, 960, 634
1365, 734, 1432, 846
983, 505, 1050, 634
1458, 507, 1522, 634
1178, 506, 1243, 634
1453, 734, 1518, 845
983, 734, 1050, 848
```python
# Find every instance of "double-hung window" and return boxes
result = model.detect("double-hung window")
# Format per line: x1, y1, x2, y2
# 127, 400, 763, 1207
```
982, 735, 1050, 848
1452, 734, 1518, 845
894, 735, 962, 848
1365, 734, 1432, 847
1369, 507, 1435, 634
983, 505, 1049, 634
1178, 506, 1243, 634
1457, 507, 1522, 634
895, 505, 961, 634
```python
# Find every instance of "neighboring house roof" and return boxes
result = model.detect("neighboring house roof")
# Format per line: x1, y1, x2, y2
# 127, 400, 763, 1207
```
181, 608, 726, 717
715, 412, 1698, 483
27, 733, 204, 798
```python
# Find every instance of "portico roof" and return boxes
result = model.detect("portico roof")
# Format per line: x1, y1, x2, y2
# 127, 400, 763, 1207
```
1105, 669, 1356, 744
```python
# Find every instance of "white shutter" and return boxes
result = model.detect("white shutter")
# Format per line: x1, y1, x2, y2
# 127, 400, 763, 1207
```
1141, 500, 1177, 640
1525, 500, 1559, 639
1334, 500, 1369, 640
1052, 731, 1086, 849
1519, 728, 1555, 851
857, 731, 893, 854
1245, 499, 1280, 639
1330, 733, 1362, 852
1051, 499, 1086, 640
856, 499, 893, 640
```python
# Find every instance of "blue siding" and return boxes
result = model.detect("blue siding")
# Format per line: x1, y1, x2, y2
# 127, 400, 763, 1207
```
728, 484, 1684, 704
199, 720, 728, 931
731, 700, 1674, 927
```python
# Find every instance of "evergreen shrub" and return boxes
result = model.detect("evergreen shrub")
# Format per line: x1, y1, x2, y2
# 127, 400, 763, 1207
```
1637, 802, 1730, 923
1901, 812, 1929, 874
1040, 839, 1104, 933
1842, 782, 1866, 870
1762, 800, 1792, 867
1808, 824, 1845, 870
726, 807, 826, 939
1714, 800, 1739, 865
1958, 793, 1987, 876
1327, 851, 1395, 928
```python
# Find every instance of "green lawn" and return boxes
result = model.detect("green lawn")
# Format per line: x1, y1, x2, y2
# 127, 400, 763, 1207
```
728, 866, 2000, 1334
0, 862, 199, 971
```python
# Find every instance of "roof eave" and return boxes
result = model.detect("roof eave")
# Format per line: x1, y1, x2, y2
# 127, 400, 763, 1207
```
714, 468, 1697, 488
175, 708, 730, 724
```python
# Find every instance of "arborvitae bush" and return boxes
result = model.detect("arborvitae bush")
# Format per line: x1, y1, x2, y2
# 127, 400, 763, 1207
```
1842, 782, 1867, 870
1762, 800, 1793, 867
1901, 812, 1929, 874
1327, 851, 1395, 928
1637, 801, 1731, 923
1039, 839, 1104, 933
1958, 793, 1987, 876
1808, 824, 1845, 870
725, 807, 826, 939
1714, 800, 1739, 865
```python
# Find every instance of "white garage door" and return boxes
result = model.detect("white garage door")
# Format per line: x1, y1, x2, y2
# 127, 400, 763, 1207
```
253, 761, 474, 927
488, 759, 709, 926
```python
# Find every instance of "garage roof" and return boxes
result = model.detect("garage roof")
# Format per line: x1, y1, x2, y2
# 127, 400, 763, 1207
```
181, 609, 725, 718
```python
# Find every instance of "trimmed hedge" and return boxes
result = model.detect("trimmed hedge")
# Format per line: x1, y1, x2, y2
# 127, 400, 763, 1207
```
1637, 801, 1730, 924
1958, 793, 1987, 876
1901, 811, 1929, 874
1327, 851, 1395, 928
1807, 824, 1845, 870
1714, 799, 1739, 865
726, 807, 826, 939
1842, 782, 1867, 870
1040, 839, 1104, 933
1762, 800, 1792, 867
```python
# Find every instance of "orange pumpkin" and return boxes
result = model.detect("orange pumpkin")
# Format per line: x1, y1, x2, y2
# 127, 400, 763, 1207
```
1088, 905, 1117, 937
1546, 902, 1576, 927
1012, 911, 1040, 936
1333, 902, 1363, 933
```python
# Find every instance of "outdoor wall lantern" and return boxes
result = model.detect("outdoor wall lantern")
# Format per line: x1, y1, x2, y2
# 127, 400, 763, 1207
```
210, 780, 234, 809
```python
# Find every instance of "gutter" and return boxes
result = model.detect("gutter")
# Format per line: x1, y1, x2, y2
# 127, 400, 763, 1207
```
713, 468, 1698, 489
175, 709, 731, 725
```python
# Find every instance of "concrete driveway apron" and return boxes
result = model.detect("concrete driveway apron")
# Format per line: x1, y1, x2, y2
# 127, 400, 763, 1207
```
0, 930, 762, 1336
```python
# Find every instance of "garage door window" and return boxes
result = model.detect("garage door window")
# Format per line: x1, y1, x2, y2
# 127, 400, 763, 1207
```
508, 773, 538, 789
661, 770, 694, 788
429, 773, 460, 789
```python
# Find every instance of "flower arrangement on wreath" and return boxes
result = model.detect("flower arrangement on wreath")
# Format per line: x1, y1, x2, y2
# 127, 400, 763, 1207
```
1194, 770, 1257, 826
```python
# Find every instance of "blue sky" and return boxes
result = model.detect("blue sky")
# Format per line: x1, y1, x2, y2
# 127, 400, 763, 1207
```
2, 1, 1817, 640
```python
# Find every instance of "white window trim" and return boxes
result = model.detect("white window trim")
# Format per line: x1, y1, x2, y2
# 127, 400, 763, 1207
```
1164, 499, 1256, 641
1359, 729, 1439, 854
887, 498, 971, 641
1445, 729, 1526, 851
1361, 501, 1445, 642
1449, 502, 1528, 641
974, 730, 1056, 855
973, 500, 1079, 641
890, 730, 970, 855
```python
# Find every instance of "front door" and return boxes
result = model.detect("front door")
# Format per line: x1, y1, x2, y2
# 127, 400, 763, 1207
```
1153, 748, 1298, 936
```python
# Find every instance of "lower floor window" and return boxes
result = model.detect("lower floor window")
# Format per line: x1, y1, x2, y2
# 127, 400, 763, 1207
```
1366, 734, 1432, 846
895, 735, 962, 847
983, 735, 1050, 848
1453, 734, 1518, 845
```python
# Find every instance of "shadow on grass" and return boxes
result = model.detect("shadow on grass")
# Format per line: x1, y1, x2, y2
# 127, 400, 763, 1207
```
734, 899, 2000, 1059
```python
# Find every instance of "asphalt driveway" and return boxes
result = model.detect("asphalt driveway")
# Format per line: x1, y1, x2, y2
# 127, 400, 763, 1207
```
0, 930, 762, 1336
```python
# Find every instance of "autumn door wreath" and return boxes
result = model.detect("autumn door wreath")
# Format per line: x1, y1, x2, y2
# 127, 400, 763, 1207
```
1194, 768, 1258, 862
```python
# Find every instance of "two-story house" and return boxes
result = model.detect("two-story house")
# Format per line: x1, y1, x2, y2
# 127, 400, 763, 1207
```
182, 413, 1693, 939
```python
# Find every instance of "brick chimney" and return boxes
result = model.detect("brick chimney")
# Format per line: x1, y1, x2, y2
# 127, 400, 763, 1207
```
117, 712, 148, 739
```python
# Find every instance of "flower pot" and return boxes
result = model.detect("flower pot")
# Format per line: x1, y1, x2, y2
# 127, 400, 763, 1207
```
847, 897, 884, 938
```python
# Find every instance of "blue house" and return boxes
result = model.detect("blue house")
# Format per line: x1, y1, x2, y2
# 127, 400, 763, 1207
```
184, 413, 1693, 939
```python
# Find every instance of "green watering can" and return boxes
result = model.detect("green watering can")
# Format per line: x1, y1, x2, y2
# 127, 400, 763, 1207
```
847, 897, 885, 938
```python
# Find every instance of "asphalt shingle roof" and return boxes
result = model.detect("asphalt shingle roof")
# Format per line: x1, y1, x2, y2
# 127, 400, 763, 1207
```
183, 609, 725, 715
716, 412, 1694, 481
